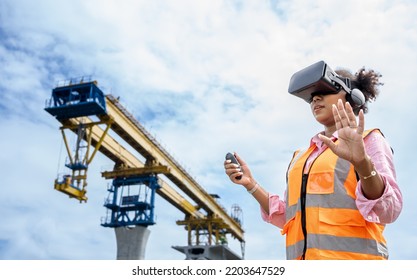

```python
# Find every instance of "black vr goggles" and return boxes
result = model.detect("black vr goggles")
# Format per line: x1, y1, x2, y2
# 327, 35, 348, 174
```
288, 60, 364, 106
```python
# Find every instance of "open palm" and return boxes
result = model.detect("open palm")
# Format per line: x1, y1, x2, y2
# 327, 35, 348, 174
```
319, 99, 367, 166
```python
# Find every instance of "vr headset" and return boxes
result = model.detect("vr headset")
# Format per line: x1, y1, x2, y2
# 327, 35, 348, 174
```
288, 60, 365, 106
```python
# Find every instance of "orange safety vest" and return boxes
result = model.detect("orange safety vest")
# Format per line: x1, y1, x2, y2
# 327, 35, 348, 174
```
282, 129, 388, 260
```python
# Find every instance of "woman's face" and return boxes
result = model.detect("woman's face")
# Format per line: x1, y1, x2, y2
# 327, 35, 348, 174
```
310, 91, 346, 126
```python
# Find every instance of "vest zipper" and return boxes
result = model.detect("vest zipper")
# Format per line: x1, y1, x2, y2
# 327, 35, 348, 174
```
300, 173, 308, 260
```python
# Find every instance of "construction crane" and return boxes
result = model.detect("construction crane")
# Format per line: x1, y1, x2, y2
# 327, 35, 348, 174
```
45, 76, 245, 260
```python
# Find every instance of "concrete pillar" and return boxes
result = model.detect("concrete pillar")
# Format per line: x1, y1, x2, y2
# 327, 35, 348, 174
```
115, 226, 150, 260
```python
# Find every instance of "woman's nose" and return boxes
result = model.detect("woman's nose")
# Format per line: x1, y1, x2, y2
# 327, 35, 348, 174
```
311, 95, 322, 103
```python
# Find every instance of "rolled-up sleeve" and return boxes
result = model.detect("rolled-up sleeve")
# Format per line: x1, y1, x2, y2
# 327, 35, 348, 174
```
260, 193, 286, 229
355, 131, 403, 224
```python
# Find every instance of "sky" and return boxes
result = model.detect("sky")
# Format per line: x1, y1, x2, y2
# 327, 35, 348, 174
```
0, 0, 416, 260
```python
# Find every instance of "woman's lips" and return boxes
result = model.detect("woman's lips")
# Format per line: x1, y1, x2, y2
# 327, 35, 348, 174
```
313, 105, 325, 113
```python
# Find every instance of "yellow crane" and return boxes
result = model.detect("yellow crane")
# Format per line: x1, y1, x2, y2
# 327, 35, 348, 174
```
45, 77, 245, 259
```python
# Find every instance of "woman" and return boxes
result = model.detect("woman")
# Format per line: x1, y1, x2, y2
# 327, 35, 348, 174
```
224, 62, 403, 260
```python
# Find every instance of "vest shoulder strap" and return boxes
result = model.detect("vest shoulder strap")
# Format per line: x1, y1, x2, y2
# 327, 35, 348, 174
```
363, 128, 382, 138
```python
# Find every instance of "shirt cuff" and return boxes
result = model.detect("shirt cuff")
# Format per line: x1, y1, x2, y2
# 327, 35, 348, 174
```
260, 193, 286, 228
356, 175, 391, 223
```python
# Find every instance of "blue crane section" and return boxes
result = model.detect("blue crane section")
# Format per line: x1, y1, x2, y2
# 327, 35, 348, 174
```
45, 77, 112, 202
45, 78, 106, 119
104, 175, 160, 227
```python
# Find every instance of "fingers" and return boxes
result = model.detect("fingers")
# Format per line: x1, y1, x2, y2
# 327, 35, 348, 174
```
345, 102, 357, 128
333, 99, 360, 130
318, 133, 337, 151
224, 159, 240, 171
357, 109, 365, 135
332, 103, 342, 130
226, 169, 243, 181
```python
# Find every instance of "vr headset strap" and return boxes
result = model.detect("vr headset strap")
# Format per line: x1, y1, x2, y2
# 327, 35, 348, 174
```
328, 74, 352, 94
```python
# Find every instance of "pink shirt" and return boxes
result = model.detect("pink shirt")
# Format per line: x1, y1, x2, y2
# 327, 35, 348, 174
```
261, 130, 403, 228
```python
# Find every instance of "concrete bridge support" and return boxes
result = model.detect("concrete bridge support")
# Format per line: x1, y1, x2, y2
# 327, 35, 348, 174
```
115, 226, 150, 260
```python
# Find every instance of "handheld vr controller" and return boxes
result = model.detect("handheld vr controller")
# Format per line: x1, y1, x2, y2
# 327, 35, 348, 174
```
225, 152, 242, 180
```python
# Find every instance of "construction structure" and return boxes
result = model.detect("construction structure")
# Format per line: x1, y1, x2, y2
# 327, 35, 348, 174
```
45, 76, 245, 260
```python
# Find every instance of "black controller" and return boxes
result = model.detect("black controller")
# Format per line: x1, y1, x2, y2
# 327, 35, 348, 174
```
225, 152, 242, 180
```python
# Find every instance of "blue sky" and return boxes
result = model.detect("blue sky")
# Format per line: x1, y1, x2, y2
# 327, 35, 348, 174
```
0, 0, 416, 260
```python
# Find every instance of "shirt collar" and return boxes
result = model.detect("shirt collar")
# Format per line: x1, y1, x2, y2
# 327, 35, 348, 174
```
310, 130, 339, 148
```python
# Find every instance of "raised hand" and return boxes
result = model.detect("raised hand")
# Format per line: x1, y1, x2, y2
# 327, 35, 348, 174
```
318, 99, 367, 166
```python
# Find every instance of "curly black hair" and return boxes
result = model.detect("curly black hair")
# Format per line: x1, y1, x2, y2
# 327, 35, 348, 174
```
335, 67, 383, 114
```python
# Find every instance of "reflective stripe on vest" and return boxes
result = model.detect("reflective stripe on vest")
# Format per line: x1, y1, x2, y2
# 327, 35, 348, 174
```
287, 234, 388, 260
282, 129, 388, 260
